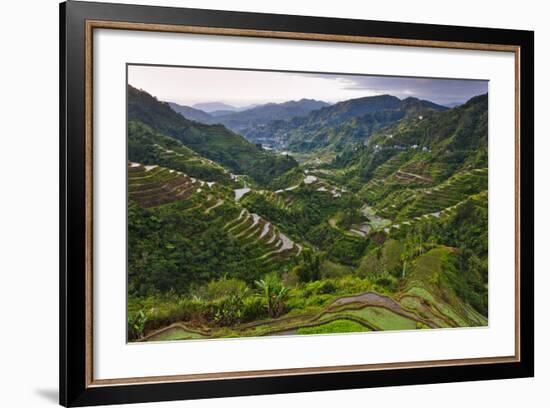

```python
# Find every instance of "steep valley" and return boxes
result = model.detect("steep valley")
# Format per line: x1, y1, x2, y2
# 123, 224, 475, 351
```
127, 86, 489, 342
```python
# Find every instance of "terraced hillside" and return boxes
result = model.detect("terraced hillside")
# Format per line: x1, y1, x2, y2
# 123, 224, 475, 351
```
141, 271, 487, 341
128, 162, 304, 297
127, 89, 489, 343
128, 120, 232, 184
128, 163, 201, 208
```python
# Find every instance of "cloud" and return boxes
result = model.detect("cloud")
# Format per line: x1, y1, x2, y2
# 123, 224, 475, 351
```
301, 73, 488, 105
129, 65, 488, 107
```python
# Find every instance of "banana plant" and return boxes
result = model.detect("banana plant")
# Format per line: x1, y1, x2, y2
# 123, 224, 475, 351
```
255, 274, 289, 318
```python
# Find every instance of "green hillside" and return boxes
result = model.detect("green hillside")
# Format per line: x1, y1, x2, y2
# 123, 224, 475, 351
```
128, 162, 303, 297
243, 95, 447, 152
128, 85, 298, 185
128, 120, 231, 183
167, 102, 216, 124
127, 90, 489, 343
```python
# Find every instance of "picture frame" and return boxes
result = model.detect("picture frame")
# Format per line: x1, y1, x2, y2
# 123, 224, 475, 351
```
60, 0, 534, 406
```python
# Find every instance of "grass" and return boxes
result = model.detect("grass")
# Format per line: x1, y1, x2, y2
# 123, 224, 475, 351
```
346, 306, 418, 330
399, 295, 451, 328
297, 319, 370, 335
401, 248, 488, 327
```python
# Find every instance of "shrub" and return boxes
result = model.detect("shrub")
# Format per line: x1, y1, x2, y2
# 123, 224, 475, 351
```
303, 279, 336, 296
305, 294, 333, 307
292, 249, 321, 283
319, 260, 350, 279
374, 275, 397, 292
144, 297, 208, 329
282, 269, 300, 287
334, 275, 372, 294
241, 296, 267, 322
128, 309, 148, 341
201, 277, 248, 300
212, 294, 244, 326
285, 296, 306, 311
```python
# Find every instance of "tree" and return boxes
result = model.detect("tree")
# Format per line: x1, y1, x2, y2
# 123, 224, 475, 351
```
400, 240, 414, 278
293, 249, 321, 282
255, 274, 289, 318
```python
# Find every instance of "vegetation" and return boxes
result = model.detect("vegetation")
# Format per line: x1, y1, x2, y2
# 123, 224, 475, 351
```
128, 85, 298, 185
297, 319, 370, 335
242, 95, 446, 152
126, 85, 489, 342
206, 98, 329, 134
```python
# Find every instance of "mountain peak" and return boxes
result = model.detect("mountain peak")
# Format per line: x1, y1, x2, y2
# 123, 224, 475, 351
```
401, 96, 448, 111
464, 92, 488, 105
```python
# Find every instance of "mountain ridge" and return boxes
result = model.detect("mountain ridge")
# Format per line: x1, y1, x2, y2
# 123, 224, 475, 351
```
205, 98, 330, 133
168, 102, 215, 124
127, 87, 489, 342
243, 94, 448, 152
192, 101, 237, 112
128, 85, 298, 185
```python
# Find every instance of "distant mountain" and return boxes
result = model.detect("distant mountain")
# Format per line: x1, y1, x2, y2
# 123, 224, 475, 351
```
192, 101, 238, 113
167, 102, 215, 124
128, 85, 297, 185
307, 95, 403, 125
443, 101, 465, 108
203, 99, 330, 133
209, 109, 238, 117
190, 103, 265, 117
244, 95, 447, 152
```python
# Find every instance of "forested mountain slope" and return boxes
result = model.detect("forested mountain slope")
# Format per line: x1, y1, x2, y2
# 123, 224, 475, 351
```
167, 102, 216, 124
127, 90, 489, 342
128, 85, 298, 185
243, 95, 447, 152
332, 93, 488, 187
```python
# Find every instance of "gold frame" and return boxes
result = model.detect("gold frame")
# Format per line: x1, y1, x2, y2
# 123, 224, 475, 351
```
84, 20, 521, 388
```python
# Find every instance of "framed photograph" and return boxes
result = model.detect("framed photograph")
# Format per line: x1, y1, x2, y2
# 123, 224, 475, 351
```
60, 1, 534, 406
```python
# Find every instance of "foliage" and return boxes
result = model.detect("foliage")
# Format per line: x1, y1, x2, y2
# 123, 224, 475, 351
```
255, 274, 290, 318
126, 88, 489, 340
128, 199, 275, 296
243, 94, 446, 152
212, 294, 246, 326
128, 120, 230, 182
128, 85, 298, 185
292, 249, 321, 282
328, 235, 367, 266
199, 277, 249, 300
128, 309, 148, 341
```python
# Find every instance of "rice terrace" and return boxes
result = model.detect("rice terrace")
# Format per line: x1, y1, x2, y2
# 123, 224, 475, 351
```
127, 66, 489, 342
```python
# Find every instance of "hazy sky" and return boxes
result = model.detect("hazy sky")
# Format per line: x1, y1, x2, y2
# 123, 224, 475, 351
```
128, 64, 488, 108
